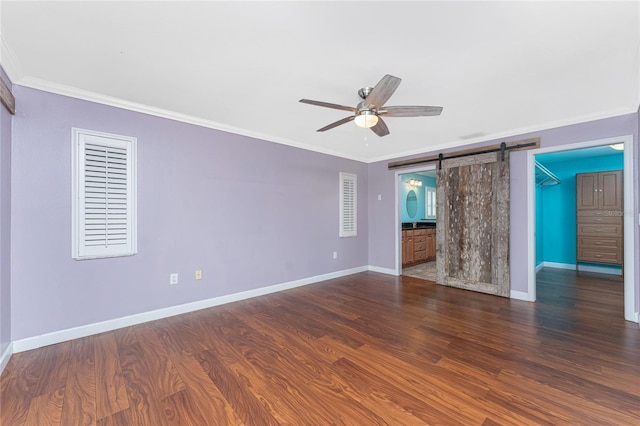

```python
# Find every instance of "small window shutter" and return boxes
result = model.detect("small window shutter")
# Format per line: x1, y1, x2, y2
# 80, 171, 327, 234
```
339, 172, 357, 237
72, 128, 137, 259
425, 186, 437, 219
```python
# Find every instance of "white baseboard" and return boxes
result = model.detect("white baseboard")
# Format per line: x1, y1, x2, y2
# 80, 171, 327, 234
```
540, 261, 622, 276
535, 263, 544, 273
0, 342, 13, 375
12, 266, 368, 353
510, 290, 534, 302
542, 261, 577, 270
367, 265, 399, 276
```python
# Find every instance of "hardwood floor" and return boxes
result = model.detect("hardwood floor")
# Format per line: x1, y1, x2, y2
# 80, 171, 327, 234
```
1, 268, 639, 425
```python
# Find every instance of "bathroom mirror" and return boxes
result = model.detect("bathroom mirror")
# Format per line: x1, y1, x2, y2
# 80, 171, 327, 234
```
406, 190, 418, 218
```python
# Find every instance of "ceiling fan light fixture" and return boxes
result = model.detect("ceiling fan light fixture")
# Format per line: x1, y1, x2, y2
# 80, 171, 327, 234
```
354, 111, 378, 128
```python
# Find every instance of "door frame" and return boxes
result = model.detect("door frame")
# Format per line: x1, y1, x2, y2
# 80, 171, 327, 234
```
526, 134, 637, 322
394, 165, 437, 274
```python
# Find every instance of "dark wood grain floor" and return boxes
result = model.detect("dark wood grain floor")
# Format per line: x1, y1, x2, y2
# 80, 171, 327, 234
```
1, 268, 639, 425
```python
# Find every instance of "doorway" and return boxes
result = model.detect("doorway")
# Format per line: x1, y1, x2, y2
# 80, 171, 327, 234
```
396, 166, 437, 279
527, 135, 636, 322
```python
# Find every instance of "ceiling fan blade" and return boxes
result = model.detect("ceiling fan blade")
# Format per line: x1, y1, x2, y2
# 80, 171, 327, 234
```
362, 74, 402, 109
317, 115, 355, 132
299, 99, 357, 112
380, 106, 443, 117
370, 117, 390, 137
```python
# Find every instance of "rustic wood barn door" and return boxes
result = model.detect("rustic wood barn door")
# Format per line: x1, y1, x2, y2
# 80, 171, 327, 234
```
435, 152, 510, 297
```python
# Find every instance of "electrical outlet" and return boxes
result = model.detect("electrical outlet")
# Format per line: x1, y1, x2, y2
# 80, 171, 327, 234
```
195, 270, 203, 280
170, 273, 178, 285
333, 251, 338, 259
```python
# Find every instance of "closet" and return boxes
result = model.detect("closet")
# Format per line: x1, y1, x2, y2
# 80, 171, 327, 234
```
576, 170, 623, 266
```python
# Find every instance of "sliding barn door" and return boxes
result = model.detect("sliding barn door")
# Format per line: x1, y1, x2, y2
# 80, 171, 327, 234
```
435, 152, 510, 297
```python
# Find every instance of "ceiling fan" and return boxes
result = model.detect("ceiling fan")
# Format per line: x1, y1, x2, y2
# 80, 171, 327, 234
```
299, 74, 442, 137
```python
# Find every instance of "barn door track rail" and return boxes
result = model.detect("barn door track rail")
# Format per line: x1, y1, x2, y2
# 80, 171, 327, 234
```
388, 137, 540, 170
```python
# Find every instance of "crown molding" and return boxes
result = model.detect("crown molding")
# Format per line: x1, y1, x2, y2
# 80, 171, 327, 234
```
13, 75, 369, 162
0, 35, 24, 83
366, 107, 638, 164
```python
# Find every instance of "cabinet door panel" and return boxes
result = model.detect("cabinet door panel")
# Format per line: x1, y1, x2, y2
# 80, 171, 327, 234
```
426, 234, 435, 260
576, 215, 623, 225
577, 224, 622, 238
402, 238, 406, 265
577, 247, 622, 264
578, 236, 622, 250
576, 173, 598, 210
577, 210, 623, 218
414, 250, 427, 261
599, 170, 623, 210
406, 238, 414, 263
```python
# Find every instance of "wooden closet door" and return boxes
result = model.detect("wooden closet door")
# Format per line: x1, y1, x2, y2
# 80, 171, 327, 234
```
436, 152, 510, 297
599, 170, 623, 211
576, 173, 598, 210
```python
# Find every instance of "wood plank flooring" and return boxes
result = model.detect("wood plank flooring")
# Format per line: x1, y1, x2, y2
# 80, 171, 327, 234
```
1, 268, 639, 425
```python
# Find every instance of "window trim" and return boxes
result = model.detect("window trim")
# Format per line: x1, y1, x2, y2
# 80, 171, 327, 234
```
425, 185, 437, 220
72, 128, 137, 260
339, 172, 357, 238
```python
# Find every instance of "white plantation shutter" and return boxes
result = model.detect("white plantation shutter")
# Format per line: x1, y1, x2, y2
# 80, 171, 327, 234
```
339, 172, 357, 237
72, 128, 137, 259
425, 186, 437, 219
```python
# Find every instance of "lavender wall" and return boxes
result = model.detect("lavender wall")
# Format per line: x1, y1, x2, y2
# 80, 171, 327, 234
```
11, 86, 368, 340
368, 114, 639, 310
0, 69, 12, 356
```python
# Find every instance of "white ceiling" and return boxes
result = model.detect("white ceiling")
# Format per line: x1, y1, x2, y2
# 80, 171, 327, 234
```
2, 1, 639, 163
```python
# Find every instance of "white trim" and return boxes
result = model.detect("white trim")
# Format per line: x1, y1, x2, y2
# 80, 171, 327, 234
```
527, 135, 637, 323
0, 35, 24, 83
367, 265, 399, 276
539, 261, 623, 276
339, 172, 357, 238
535, 263, 544, 273
527, 156, 537, 302
541, 262, 576, 270
13, 77, 365, 162
621, 135, 636, 322
9, 76, 637, 165
12, 266, 368, 353
510, 290, 534, 302
366, 108, 636, 163
72, 128, 138, 259
394, 164, 438, 275
0, 342, 13, 375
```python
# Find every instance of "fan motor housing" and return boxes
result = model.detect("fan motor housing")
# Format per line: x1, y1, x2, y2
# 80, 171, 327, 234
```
358, 87, 374, 99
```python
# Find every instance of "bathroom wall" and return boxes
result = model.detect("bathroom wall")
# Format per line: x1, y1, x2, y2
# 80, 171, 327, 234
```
400, 173, 436, 223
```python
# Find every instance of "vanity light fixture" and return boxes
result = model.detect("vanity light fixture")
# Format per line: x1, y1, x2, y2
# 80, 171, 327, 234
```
407, 179, 423, 187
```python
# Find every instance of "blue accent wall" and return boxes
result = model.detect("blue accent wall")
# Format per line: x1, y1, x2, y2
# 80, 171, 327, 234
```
536, 154, 623, 267
400, 173, 436, 223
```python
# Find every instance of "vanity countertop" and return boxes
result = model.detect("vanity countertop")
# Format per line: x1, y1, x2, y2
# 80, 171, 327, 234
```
402, 222, 436, 229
